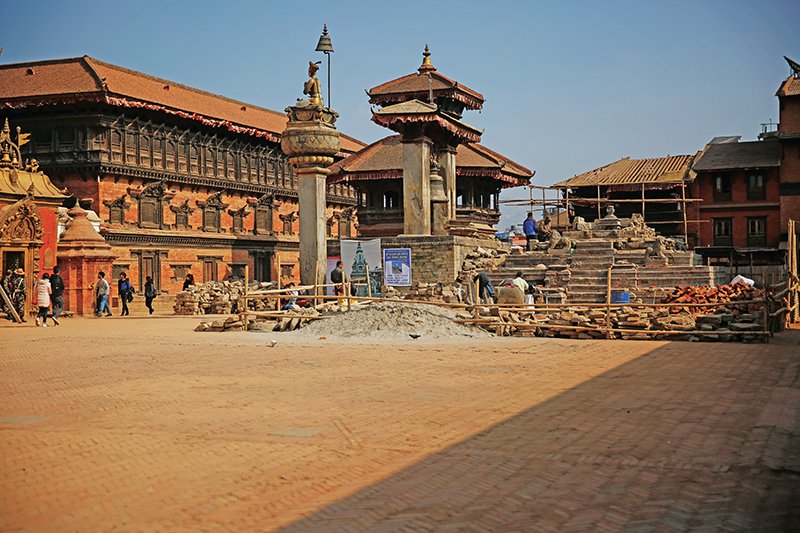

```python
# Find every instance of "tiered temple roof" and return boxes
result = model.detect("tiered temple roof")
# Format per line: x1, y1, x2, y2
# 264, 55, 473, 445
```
329, 135, 531, 188
0, 56, 365, 155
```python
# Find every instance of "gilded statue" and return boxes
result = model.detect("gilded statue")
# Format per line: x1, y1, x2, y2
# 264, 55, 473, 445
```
303, 61, 323, 106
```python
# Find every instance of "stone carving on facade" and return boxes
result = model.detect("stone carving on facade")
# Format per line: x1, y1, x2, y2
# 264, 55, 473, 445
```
0, 199, 44, 242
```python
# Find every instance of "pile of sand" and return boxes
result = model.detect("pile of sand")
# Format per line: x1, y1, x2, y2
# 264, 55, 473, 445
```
291, 301, 491, 340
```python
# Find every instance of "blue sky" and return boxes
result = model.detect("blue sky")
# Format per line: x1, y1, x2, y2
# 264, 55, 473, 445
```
3, 0, 799, 227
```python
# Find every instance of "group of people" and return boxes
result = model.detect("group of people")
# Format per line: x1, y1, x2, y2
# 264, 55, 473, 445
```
0, 266, 164, 324
523, 212, 553, 251
93, 271, 158, 317
1, 267, 65, 326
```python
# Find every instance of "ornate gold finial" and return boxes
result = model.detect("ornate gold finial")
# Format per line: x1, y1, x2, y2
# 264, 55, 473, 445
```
418, 43, 436, 73
0, 118, 29, 170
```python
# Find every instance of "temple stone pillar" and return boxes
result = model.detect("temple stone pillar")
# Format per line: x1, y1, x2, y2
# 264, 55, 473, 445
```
438, 147, 457, 221
57, 206, 116, 316
402, 137, 431, 235
281, 98, 340, 286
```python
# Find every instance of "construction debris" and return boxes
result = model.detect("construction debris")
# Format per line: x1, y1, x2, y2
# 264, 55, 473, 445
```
175, 280, 276, 315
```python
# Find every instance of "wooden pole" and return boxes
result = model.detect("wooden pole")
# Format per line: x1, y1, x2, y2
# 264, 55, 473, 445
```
474, 277, 481, 318
565, 188, 570, 230
597, 185, 602, 220
605, 266, 612, 339
365, 262, 372, 298
0, 284, 21, 323
681, 181, 689, 243
641, 183, 645, 217
242, 265, 249, 331
762, 270, 770, 341
275, 255, 282, 312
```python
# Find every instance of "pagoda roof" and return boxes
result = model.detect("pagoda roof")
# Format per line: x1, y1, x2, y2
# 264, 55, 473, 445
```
0, 56, 365, 155
328, 135, 531, 189
367, 46, 484, 110
553, 154, 696, 188
371, 100, 482, 143
0, 167, 67, 202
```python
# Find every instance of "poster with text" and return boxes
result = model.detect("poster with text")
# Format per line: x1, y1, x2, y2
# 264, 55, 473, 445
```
383, 248, 412, 286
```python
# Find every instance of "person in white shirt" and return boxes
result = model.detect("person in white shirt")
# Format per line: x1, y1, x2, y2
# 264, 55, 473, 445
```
35, 273, 52, 327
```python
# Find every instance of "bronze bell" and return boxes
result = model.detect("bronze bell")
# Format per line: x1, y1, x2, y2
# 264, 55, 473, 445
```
315, 24, 334, 53
429, 158, 448, 204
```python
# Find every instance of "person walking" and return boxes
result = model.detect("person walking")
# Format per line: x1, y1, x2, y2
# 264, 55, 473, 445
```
182, 273, 195, 291
144, 276, 157, 316
10, 268, 27, 322
95, 271, 112, 317
35, 273, 52, 327
50, 266, 64, 326
523, 212, 537, 251
118, 272, 133, 316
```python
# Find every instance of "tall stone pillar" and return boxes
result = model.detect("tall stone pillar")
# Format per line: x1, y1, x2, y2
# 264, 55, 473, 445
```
57, 206, 116, 315
438, 147, 458, 221
281, 102, 340, 286
401, 137, 431, 235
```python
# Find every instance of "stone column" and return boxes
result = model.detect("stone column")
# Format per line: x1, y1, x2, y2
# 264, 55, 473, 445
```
296, 169, 328, 286
56, 206, 116, 316
281, 103, 340, 286
401, 137, 432, 235
438, 147, 458, 221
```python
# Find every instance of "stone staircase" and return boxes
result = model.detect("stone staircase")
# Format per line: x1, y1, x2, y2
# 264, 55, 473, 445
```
489, 239, 715, 304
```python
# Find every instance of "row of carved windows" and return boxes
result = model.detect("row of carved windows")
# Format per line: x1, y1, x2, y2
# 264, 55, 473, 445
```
105, 184, 292, 235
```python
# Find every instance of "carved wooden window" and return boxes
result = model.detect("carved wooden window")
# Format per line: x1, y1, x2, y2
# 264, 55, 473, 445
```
200, 257, 220, 282
109, 202, 125, 224
178, 142, 188, 172
280, 212, 297, 235
165, 140, 176, 171
205, 147, 214, 175
747, 217, 767, 247
170, 200, 194, 230
383, 191, 398, 209
134, 182, 170, 229
34, 129, 52, 152
199, 192, 227, 232
216, 150, 224, 177
226, 151, 236, 179
189, 145, 199, 174
140, 136, 152, 166
747, 174, 766, 201
327, 217, 336, 238
58, 127, 75, 150
124, 131, 136, 164
229, 207, 248, 234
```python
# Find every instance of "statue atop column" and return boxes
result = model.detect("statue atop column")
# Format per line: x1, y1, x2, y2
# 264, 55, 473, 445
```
303, 61, 323, 106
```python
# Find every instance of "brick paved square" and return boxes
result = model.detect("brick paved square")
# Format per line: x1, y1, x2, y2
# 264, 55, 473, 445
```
1, 318, 798, 531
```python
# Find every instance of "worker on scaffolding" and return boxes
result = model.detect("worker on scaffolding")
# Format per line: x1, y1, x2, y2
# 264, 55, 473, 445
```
523, 212, 537, 252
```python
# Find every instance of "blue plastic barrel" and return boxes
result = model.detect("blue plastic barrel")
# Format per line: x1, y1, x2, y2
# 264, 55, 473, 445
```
610, 290, 630, 304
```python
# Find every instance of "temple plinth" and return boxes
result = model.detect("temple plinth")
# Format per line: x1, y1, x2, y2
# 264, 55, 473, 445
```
281, 63, 340, 285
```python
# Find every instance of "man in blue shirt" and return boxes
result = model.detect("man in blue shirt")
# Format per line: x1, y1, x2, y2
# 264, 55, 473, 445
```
523, 212, 537, 251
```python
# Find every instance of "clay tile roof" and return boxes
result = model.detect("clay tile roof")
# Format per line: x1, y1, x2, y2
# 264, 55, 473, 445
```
329, 135, 531, 189
777, 76, 800, 97
368, 71, 484, 110
693, 139, 780, 171
553, 155, 695, 188
0, 56, 365, 154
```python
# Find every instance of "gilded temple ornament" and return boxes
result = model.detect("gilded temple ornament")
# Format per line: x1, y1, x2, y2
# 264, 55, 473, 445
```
303, 61, 323, 106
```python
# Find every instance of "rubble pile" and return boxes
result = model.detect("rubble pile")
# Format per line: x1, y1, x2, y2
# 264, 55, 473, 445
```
457, 246, 507, 281
174, 280, 276, 315
389, 282, 468, 303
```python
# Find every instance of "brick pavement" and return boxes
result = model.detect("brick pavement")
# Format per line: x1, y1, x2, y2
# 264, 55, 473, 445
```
0, 317, 798, 531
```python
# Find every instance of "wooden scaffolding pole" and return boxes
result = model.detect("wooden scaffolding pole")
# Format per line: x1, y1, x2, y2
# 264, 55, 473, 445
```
681, 180, 689, 242
641, 183, 645, 217
597, 185, 602, 219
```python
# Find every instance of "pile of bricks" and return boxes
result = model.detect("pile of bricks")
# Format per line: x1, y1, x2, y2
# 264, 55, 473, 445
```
661, 283, 764, 312
394, 282, 467, 304
174, 280, 275, 315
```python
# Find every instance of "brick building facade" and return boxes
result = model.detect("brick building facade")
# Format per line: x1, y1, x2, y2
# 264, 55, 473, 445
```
0, 56, 364, 298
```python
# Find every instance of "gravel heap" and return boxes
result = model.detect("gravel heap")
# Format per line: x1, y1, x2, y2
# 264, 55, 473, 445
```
292, 301, 491, 340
